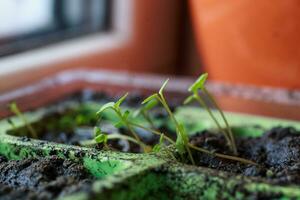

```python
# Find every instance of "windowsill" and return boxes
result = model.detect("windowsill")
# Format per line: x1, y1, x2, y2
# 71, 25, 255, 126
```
0, 0, 133, 76
0, 31, 130, 75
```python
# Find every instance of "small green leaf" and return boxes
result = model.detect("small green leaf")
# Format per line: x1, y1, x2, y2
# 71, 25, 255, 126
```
114, 121, 124, 128
94, 133, 108, 144
159, 134, 164, 143
178, 123, 188, 144
142, 94, 158, 105
183, 95, 195, 105
159, 79, 169, 96
115, 93, 129, 108
144, 99, 158, 110
188, 73, 208, 92
153, 134, 164, 152
96, 102, 115, 116
94, 127, 102, 137
135, 99, 158, 118
175, 123, 188, 154
175, 135, 186, 154
122, 110, 130, 120
152, 144, 160, 152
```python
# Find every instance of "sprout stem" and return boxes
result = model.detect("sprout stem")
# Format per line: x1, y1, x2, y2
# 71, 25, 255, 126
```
157, 95, 195, 165
188, 144, 257, 166
107, 133, 149, 149
202, 88, 237, 155
129, 121, 175, 144
9, 103, 38, 139
141, 110, 156, 130
193, 94, 235, 154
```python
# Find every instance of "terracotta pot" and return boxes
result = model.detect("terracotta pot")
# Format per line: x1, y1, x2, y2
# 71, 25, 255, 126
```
190, 0, 300, 89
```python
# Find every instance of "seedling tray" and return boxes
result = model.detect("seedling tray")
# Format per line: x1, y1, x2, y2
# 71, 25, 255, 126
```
1, 70, 300, 200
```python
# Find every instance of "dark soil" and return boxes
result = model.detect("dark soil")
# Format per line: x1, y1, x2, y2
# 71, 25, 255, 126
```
190, 126, 300, 185
0, 155, 93, 200
37, 121, 161, 153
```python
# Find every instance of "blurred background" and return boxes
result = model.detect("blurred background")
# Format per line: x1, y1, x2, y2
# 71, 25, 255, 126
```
0, 0, 300, 92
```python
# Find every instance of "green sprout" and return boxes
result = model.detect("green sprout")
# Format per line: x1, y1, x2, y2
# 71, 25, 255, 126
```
9, 102, 38, 138
133, 99, 158, 129
94, 127, 109, 149
184, 73, 238, 155
95, 93, 176, 153
142, 79, 257, 165
142, 79, 195, 164
95, 93, 149, 151
93, 126, 151, 152
93, 79, 256, 166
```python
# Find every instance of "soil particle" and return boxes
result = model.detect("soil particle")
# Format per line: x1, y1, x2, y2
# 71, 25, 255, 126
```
190, 127, 300, 184
0, 155, 93, 200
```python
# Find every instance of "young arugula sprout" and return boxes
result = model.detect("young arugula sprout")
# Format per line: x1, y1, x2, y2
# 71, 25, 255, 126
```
132, 99, 177, 152
9, 102, 38, 138
94, 127, 109, 149
93, 126, 151, 151
184, 73, 238, 155
95, 93, 176, 153
95, 93, 151, 152
93, 80, 256, 165
133, 99, 158, 129
143, 79, 257, 166
142, 79, 196, 165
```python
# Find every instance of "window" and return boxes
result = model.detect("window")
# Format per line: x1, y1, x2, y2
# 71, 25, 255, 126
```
0, 0, 111, 57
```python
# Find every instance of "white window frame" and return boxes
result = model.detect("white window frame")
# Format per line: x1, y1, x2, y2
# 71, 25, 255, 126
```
0, 0, 133, 76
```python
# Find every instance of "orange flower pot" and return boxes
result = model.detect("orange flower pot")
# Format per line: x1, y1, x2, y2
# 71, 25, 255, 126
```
190, 0, 300, 89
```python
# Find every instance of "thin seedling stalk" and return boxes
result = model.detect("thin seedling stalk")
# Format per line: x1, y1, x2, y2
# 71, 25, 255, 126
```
188, 144, 257, 166
124, 120, 148, 152
131, 117, 256, 165
124, 120, 141, 142
107, 134, 149, 149
193, 94, 235, 154
86, 133, 149, 150
141, 111, 156, 130
157, 95, 195, 165
111, 108, 148, 152
129, 121, 175, 144
9, 103, 38, 139
115, 110, 142, 143
202, 88, 237, 155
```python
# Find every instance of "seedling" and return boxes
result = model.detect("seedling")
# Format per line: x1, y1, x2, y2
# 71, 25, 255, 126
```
93, 126, 151, 152
142, 79, 195, 164
95, 93, 150, 151
133, 99, 158, 129
95, 93, 175, 153
9, 102, 38, 138
142, 79, 257, 165
94, 79, 256, 165
184, 73, 238, 155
